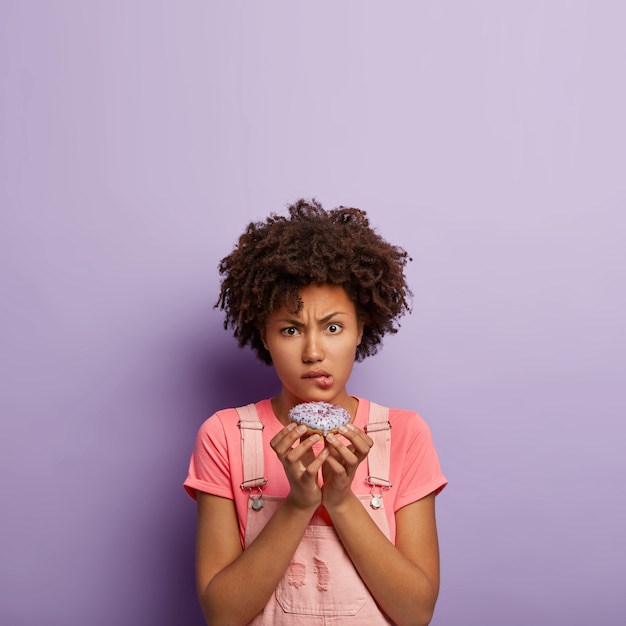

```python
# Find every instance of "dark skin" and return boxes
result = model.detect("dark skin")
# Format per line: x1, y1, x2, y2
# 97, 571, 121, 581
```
216, 199, 412, 365
195, 285, 440, 626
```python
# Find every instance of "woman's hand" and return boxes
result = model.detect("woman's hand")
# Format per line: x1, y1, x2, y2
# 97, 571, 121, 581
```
321, 423, 373, 509
270, 423, 329, 510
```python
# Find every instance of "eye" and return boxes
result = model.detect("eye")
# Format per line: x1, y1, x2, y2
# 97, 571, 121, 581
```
326, 323, 342, 334
281, 327, 299, 336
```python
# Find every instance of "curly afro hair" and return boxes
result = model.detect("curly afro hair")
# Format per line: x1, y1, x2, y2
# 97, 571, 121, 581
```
216, 198, 412, 364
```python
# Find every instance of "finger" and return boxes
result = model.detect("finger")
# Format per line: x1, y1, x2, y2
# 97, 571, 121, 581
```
325, 432, 359, 468
323, 449, 347, 470
303, 446, 329, 475
269, 422, 297, 449
285, 432, 322, 465
336, 424, 373, 457
270, 423, 308, 456
325, 444, 343, 461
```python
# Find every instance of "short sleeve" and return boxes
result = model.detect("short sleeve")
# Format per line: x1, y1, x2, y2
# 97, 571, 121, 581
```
392, 411, 447, 512
183, 413, 235, 501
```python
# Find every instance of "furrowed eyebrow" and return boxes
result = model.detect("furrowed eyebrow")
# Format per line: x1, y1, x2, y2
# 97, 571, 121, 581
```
275, 312, 346, 326
277, 318, 304, 327
319, 311, 346, 324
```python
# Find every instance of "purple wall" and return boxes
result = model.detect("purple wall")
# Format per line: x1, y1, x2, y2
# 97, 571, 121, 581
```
1, 3, 624, 624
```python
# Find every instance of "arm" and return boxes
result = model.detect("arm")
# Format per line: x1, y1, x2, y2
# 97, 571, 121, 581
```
323, 427, 440, 626
195, 424, 328, 625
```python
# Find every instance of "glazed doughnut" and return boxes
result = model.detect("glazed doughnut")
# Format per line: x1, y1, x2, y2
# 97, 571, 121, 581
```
288, 401, 351, 436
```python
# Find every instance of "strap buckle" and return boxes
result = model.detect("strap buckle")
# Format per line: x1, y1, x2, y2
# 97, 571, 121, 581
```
238, 420, 264, 430
240, 479, 267, 511
365, 475, 392, 510
365, 475, 393, 489
364, 420, 391, 433
240, 477, 267, 490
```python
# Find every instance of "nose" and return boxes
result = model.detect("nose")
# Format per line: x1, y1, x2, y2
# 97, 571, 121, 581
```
302, 333, 324, 363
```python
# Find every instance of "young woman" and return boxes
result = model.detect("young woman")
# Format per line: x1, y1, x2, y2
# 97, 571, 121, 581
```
184, 199, 447, 625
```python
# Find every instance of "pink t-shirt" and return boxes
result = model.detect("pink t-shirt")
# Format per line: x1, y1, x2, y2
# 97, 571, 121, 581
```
184, 397, 447, 546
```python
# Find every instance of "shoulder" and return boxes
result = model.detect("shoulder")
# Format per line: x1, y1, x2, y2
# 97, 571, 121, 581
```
197, 406, 238, 437
388, 407, 432, 434
360, 397, 433, 435
196, 399, 270, 441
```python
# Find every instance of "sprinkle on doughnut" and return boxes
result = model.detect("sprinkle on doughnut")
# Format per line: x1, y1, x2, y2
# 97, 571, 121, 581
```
288, 402, 351, 436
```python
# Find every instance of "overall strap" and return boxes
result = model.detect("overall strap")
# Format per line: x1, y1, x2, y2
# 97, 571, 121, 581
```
364, 402, 392, 509
236, 404, 267, 510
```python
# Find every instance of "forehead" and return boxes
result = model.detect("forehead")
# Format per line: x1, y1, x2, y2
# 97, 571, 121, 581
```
270, 283, 356, 318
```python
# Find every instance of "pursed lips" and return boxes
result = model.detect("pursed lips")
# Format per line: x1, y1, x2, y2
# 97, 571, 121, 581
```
302, 369, 331, 379
302, 370, 334, 389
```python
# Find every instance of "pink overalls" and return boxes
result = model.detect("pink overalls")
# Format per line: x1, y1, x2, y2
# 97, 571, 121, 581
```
236, 403, 395, 625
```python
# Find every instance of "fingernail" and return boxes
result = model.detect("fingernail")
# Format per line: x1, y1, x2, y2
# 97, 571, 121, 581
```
310, 433, 320, 443
287, 422, 297, 431
326, 432, 336, 442
338, 426, 348, 434
296, 424, 307, 434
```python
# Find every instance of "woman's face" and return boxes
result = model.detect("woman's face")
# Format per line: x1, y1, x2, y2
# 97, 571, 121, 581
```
261, 283, 363, 413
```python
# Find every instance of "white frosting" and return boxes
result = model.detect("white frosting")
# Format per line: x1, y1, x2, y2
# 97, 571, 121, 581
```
289, 401, 350, 435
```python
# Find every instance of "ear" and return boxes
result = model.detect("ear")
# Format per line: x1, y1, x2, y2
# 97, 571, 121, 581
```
260, 326, 269, 350
356, 322, 364, 346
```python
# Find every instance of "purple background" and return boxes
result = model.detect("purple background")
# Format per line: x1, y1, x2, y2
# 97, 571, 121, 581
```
1, 2, 625, 624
